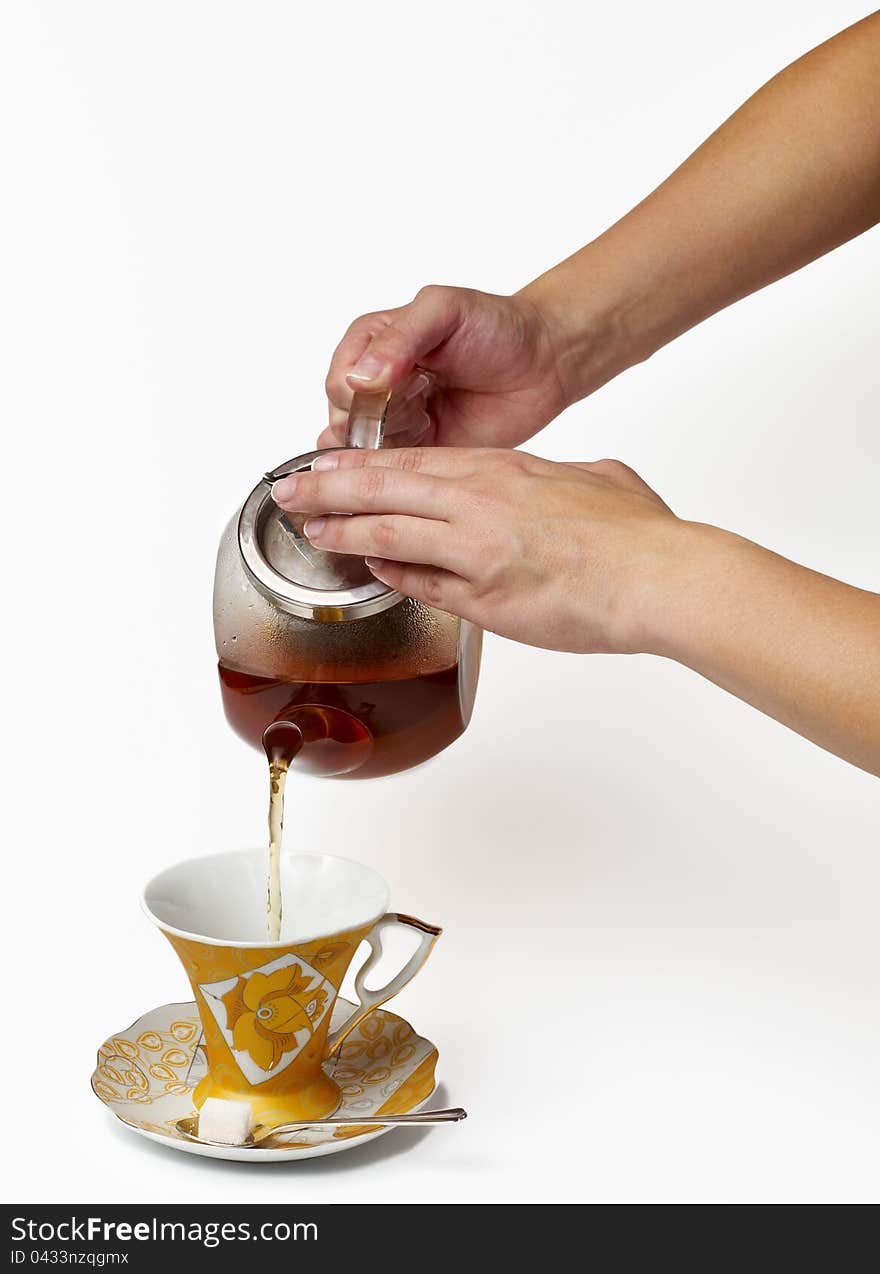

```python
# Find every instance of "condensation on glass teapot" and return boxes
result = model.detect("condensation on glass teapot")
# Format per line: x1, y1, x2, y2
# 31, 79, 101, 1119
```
213, 371, 482, 779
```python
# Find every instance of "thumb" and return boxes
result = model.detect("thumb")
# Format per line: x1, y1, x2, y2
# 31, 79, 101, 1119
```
345, 285, 462, 391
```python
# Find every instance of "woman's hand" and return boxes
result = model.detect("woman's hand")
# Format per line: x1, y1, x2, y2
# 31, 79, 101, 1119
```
273, 446, 677, 654
320, 286, 574, 451
319, 15, 880, 456
273, 446, 880, 775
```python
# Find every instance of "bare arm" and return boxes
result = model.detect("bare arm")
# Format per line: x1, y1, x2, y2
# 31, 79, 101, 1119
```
524, 11, 880, 399
323, 14, 880, 447
642, 524, 880, 776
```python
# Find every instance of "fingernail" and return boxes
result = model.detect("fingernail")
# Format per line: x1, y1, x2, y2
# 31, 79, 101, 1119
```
365, 557, 387, 576
311, 453, 339, 471
272, 477, 298, 504
346, 353, 386, 385
303, 517, 326, 541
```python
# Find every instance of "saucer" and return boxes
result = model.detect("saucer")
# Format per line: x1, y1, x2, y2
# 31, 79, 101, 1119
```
91, 997, 439, 1162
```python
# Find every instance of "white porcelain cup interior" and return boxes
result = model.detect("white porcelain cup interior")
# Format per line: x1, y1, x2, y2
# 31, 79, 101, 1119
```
142, 849, 390, 946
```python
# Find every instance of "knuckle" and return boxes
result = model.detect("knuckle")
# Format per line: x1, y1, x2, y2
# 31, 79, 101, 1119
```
393, 448, 422, 472
412, 283, 460, 323
509, 449, 537, 471
515, 450, 548, 476
346, 311, 377, 338
593, 457, 628, 478
372, 518, 398, 554
297, 471, 320, 503
469, 567, 499, 605
359, 466, 387, 501
317, 516, 342, 548
486, 448, 526, 474
418, 570, 446, 608
373, 324, 410, 360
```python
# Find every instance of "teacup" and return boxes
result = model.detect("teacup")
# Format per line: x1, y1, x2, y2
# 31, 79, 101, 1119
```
142, 849, 440, 1126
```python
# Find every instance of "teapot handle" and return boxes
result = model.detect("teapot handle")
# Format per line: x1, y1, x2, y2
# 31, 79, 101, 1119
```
325, 913, 441, 1056
345, 369, 435, 450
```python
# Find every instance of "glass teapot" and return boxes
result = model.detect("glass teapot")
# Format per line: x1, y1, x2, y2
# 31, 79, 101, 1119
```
213, 372, 482, 778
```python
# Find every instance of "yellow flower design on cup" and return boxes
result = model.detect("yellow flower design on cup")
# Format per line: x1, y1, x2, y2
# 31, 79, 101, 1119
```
221, 966, 329, 1072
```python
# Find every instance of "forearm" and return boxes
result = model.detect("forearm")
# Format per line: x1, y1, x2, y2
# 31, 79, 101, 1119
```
523, 11, 880, 403
640, 522, 880, 777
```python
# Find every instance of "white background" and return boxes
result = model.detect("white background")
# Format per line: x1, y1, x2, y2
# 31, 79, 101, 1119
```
2, 1, 878, 1204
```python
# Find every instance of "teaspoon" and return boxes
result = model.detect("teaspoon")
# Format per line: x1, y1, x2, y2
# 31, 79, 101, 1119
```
174, 1106, 467, 1148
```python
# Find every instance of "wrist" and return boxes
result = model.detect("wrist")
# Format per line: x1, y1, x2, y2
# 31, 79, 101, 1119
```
626, 519, 747, 659
519, 207, 713, 407
518, 254, 631, 407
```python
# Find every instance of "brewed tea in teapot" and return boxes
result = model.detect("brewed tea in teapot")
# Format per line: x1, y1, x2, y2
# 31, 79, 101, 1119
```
213, 374, 482, 936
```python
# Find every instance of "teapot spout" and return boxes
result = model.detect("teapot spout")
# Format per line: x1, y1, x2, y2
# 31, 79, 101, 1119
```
263, 707, 373, 777
261, 719, 304, 769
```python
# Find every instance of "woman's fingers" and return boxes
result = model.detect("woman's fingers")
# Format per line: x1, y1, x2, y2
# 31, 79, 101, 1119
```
340, 286, 463, 393
269, 444, 680, 656
310, 445, 488, 480
302, 513, 471, 578
317, 402, 348, 448
365, 558, 474, 617
316, 422, 346, 449
322, 295, 450, 445
273, 463, 457, 520
327, 403, 349, 433
325, 311, 398, 412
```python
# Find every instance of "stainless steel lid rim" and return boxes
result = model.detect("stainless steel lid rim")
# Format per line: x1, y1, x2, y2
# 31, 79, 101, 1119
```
238, 455, 403, 622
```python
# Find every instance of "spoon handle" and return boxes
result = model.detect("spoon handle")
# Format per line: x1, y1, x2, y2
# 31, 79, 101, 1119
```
269, 1106, 467, 1134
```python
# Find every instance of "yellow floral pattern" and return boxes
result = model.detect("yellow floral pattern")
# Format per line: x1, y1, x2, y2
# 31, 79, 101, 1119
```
91, 999, 438, 1158
160, 926, 367, 1111
221, 965, 329, 1072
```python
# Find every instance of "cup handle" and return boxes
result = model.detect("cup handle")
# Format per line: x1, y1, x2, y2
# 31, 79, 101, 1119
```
325, 913, 441, 1056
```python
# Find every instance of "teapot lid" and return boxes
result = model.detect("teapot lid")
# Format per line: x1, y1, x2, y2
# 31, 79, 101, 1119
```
238, 450, 402, 622
239, 374, 434, 622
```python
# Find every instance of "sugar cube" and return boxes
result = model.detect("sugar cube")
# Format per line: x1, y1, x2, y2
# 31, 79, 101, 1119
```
198, 1098, 254, 1145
